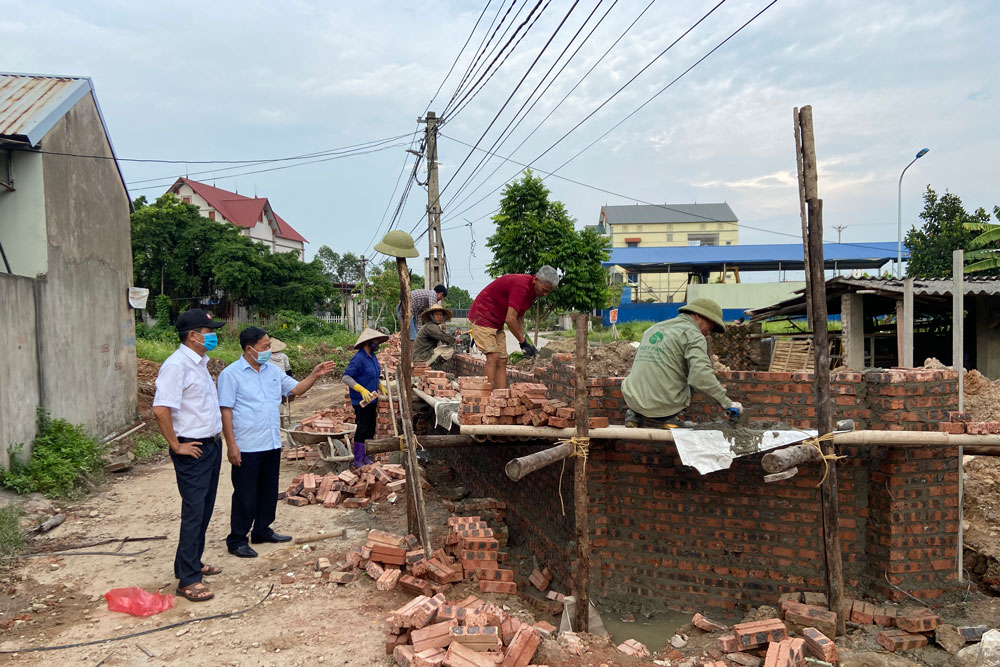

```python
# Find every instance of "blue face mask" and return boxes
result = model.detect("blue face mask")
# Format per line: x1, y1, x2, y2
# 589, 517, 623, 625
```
254, 350, 272, 364
200, 332, 218, 351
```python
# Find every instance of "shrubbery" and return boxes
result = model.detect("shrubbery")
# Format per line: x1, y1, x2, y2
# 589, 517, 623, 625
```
1, 410, 106, 498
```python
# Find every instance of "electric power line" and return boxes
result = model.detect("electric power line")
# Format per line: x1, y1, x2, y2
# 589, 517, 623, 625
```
423, 0, 495, 114
443, 0, 521, 116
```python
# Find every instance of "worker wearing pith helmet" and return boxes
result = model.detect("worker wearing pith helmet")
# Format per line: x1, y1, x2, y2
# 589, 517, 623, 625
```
621, 298, 742, 428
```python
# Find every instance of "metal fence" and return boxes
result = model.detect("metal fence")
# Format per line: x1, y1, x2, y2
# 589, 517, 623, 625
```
223, 314, 349, 330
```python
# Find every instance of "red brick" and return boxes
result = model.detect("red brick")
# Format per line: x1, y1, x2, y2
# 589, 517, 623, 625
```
444, 641, 498, 667
733, 618, 787, 649
783, 601, 838, 638
479, 580, 517, 594
475, 568, 514, 582
967, 422, 990, 435
849, 600, 875, 624
286, 496, 308, 506
938, 422, 965, 434
533, 620, 556, 639
718, 634, 738, 652
692, 612, 727, 633
411, 619, 458, 653
502, 625, 540, 667
896, 609, 942, 633
872, 606, 898, 627
763, 637, 805, 667
877, 628, 927, 652
802, 627, 838, 663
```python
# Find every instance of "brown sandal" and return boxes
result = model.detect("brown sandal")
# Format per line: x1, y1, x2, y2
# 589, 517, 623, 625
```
176, 582, 214, 602
201, 564, 223, 576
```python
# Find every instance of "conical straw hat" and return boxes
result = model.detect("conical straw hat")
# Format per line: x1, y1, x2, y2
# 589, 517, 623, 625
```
355, 327, 390, 349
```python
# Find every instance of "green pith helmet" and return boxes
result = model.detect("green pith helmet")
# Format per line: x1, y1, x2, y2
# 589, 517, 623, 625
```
679, 298, 725, 333
375, 230, 419, 258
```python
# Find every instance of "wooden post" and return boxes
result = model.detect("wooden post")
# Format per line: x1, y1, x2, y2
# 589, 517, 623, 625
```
506, 442, 575, 481
395, 260, 431, 554
798, 105, 846, 637
573, 312, 590, 632
954, 249, 964, 582
794, 107, 813, 319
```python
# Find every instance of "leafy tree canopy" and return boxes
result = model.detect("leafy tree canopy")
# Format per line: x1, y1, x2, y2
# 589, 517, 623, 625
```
131, 194, 332, 317
964, 205, 1000, 274
485, 170, 612, 314
905, 186, 992, 277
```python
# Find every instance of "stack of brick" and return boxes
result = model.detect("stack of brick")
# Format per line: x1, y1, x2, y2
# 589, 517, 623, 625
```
939, 410, 1000, 435
376, 333, 402, 372
281, 463, 406, 509
389, 592, 542, 667
298, 406, 353, 434
444, 516, 516, 595
417, 369, 458, 399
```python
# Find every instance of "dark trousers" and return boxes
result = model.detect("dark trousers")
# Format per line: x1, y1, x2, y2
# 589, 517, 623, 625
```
170, 435, 222, 587
353, 401, 378, 442
226, 448, 281, 549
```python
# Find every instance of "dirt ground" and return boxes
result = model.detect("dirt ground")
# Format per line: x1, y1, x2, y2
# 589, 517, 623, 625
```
0, 379, 634, 666
514, 338, 638, 377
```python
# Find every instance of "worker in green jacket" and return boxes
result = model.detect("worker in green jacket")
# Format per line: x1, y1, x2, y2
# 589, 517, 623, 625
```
621, 298, 742, 428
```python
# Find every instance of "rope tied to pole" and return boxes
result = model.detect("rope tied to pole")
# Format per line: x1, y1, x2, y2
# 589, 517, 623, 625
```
397, 435, 424, 452
556, 437, 590, 517
802, 432, 844, 487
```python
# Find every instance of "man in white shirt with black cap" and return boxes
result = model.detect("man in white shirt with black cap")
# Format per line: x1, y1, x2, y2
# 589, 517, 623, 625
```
152, 309, 226, 602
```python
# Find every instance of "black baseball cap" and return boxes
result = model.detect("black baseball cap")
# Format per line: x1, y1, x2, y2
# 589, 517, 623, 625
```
175, 309, 225, 333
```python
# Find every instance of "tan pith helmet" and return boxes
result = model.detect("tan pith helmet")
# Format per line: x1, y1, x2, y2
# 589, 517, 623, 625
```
375, 230, 419, 258
354, 327, 389, 350
421, 303, 453, 323
679, 298, 726, 333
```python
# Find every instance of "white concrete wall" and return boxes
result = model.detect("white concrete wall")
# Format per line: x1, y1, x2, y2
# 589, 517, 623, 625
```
0, 149, 47, 277
274, 235, 304, 259
687, 281, 806, 309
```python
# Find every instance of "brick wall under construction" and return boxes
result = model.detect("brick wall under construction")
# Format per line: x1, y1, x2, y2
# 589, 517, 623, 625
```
430, 354, 962, 618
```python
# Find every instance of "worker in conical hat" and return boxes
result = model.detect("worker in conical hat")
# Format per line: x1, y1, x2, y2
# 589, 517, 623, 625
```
621, 298, 743, 428
414, 303, 463, 367
340, 328, 389, 468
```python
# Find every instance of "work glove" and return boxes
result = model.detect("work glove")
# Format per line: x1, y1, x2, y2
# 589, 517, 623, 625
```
519, 340, 538, 358
379, 382, 387, 395
353, 384, 374, 404
726, 401, 744, 421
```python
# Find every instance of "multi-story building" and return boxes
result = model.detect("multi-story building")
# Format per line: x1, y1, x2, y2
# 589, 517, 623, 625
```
595, 203, 739, 302
166, 177, 307, 259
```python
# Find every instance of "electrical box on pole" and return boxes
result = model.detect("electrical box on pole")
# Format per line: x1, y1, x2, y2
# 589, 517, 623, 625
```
420, 112, 446, 287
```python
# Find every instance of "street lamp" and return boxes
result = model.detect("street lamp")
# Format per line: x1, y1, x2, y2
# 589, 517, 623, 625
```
897, 147, 930, 277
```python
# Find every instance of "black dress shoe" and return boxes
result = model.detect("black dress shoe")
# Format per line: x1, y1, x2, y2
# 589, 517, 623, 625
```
251, 532, 292, 544
228, 544, 258, 558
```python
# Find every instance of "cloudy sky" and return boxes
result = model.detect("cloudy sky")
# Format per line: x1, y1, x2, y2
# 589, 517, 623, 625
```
4, 0, 997, 294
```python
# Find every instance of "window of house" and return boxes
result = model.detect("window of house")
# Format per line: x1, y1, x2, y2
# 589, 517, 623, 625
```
208, 211, 215, 220
726, 241, 732, 245
626, 241, 639, 248
627, 272, 638, 284
688, 233, 719, 246
666, 233, 674, 242
182, 196, 191, 204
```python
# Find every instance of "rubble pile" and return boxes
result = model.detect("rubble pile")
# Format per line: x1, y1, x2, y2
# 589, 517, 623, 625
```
458, 380, 609, 429
668, 591, 993, 665
377, 332, 403, 373
280, 463, 407, 509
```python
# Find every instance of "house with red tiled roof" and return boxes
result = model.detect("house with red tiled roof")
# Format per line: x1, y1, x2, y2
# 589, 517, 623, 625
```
166, 177, 307, 259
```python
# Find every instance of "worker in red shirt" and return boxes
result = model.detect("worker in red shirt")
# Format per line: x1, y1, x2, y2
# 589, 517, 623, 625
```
467, 266, 560, 389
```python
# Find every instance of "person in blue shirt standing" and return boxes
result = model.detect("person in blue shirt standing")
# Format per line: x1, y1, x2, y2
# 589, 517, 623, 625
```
218, 327, 335, 559
341, 327, 388, 468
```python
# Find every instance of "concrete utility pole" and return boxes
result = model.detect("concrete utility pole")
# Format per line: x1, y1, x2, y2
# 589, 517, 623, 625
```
420, 112, 446, 288
832, 225, 846, 243
360, 255, 367, 330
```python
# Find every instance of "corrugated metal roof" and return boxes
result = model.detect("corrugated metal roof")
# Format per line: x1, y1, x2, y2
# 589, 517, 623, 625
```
601, 203, 738, 225
829, 276, 1000, 297
0, 74, 92, 146
604, 242, 904, 272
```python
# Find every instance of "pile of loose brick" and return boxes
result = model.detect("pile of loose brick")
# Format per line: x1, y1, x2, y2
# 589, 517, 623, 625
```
416, 368, 458, 399
377, 332, 403, 372
280, 463, 407, 509
938, 409, 1000, 435
312, 517, 547, 666
668, 592, 989, 665
298, 406, 354, 434
457, 378, 609, 429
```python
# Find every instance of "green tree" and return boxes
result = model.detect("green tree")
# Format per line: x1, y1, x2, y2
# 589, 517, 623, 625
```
905, 187, 992, 277
131, 193, 332, 316
315, 246, 363, 315
444, 285, 472, 310
366, 259, 402, 329
486, 170, 612, 321
964, 205, 1000, 273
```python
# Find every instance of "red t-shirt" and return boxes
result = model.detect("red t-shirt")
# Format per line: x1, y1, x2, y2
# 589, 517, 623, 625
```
468, 274, 536, 329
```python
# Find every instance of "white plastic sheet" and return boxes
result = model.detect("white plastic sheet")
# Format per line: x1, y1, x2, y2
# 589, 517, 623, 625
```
671, 427, 817, 475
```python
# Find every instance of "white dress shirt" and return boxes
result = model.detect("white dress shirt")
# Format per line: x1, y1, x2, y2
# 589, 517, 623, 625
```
153, 345, 223, 439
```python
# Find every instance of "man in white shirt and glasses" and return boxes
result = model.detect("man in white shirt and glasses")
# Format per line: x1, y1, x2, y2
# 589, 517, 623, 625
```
152, 309, 226, 602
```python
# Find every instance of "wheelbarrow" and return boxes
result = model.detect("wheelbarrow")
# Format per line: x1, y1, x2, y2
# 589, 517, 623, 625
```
281, 423, 356, 473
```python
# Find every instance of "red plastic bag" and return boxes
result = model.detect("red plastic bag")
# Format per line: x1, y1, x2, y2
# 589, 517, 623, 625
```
105, 587, 175, 617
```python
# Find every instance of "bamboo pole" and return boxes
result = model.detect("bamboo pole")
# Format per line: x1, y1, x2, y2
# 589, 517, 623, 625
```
506, 442, 575, 481
366, 434, 481, 454
573, 313, 590, 633
395, 260, 431, 554
954, 249, 965, 583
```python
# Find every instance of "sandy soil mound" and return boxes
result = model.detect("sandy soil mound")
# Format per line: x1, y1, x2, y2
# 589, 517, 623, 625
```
515, 339, 637, 377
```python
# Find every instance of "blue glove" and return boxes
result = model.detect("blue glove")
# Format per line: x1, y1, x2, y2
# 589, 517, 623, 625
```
726, 401, 743, 421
